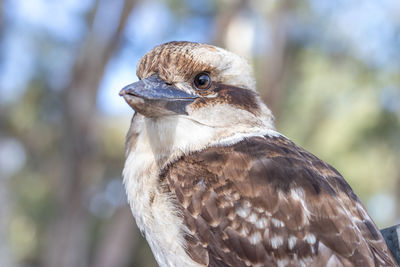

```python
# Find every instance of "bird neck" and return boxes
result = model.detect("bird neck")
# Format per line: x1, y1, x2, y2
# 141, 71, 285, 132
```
127, 114, 275, 169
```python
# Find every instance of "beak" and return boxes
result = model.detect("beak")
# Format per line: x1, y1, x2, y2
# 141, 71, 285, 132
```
119, 75, 198, 117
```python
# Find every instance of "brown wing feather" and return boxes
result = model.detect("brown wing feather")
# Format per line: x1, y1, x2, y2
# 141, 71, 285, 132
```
161, 135, 396, 267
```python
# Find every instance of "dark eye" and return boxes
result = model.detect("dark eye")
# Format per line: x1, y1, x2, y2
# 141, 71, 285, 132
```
193, 72, 212, 90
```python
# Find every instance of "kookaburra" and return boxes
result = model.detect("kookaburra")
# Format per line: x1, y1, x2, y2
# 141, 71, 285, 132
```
119, 41, 396, 267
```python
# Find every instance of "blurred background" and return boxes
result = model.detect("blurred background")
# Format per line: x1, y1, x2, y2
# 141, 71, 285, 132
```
0, 0, 399, 266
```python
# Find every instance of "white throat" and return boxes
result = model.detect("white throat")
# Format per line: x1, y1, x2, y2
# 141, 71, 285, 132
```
140, 113, 275, 167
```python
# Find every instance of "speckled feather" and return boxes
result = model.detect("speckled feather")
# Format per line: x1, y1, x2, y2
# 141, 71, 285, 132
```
161, 135, 396, 267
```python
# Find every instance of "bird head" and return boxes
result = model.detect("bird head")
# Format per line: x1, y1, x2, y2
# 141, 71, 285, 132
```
120, 41, 274, 159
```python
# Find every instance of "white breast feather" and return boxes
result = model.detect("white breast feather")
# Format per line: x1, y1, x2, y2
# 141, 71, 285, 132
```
123, 132, 203, 267
122, 116, 277, 267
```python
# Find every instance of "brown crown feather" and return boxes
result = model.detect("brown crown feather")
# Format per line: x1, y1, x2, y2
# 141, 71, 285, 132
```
136, 41, 219, 82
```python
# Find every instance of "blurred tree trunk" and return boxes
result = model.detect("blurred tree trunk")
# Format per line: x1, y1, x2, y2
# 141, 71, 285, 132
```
257, 0, 293, 119
90, 206, 138, 267
213, 0, 246, 47
0, 179, 16, 267
42, 1, 136, 267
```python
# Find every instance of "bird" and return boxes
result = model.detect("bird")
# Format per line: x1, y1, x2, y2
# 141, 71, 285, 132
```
119, 41, 396, 267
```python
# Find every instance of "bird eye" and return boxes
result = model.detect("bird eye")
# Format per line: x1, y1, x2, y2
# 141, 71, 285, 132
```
193, 72, 212, 90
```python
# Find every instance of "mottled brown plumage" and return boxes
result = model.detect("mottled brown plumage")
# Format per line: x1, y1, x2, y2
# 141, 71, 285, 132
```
161, 135, 394, 266
120, 41, 397, 267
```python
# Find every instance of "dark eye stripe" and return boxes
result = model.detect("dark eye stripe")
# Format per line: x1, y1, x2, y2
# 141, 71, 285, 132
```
194, 72, 212, 90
